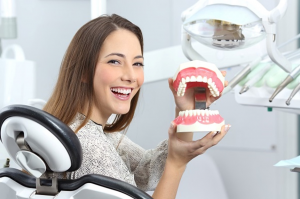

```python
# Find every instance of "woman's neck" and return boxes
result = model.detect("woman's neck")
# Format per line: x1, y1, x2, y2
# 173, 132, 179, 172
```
81, 105, 110, 127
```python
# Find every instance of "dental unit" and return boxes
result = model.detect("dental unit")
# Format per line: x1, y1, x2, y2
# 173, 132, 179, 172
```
286, 81, 300, 105
239, 63, 272, 94
179, 0, 300, 110
223, 33, 300, 95
172, 60, 225, 132
269, 65, 300, 102
237, 49, 300, 95
223, 57, 262, 95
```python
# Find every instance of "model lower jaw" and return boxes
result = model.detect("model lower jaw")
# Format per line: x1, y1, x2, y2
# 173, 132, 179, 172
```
173, 109, 224, 132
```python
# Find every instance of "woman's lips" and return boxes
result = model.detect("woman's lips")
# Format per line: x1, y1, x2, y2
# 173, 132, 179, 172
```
111, 90, 131, 101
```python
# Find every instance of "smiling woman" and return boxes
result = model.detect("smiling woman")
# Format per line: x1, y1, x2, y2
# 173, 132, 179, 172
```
43, 14, 230, 199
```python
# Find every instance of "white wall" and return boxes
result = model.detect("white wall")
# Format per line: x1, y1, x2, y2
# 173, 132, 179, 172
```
0, 0, 299, 199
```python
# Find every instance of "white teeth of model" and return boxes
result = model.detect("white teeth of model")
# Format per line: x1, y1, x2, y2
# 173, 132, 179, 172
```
182, 78, 186, 84
203, 76, 207, 83
201, 110, 205, 116
197, 76, 202, 82
193, 110, 197, 116
205, 109, 209, 116
191, 76, 196, 82
185, 110, 189, 117
208, 78, 212, 84
186, 76, 190, 83
188, 110, 193, 116
179, 111, 184, 116
196, 109, 200, 115
183, 83, 186, 88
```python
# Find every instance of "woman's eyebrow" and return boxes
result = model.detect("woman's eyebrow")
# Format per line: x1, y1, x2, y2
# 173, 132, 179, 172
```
134, 55, 144, 60
105, 53, 125, 58
105, 53, 144, 60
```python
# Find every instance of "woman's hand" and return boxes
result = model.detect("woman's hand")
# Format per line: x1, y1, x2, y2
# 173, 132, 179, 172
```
168, 71, 228, 112
152, 123, 230, 199
167, 122, 231, 169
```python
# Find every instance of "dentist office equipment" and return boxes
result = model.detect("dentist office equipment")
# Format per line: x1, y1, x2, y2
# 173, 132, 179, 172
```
179, 0, 300, 112
239, 62, 272, 94
238, 48, 300, 95
223, 33, 300, 95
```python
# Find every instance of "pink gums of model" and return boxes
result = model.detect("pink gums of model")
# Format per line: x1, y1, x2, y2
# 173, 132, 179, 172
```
172, 60, 225, 132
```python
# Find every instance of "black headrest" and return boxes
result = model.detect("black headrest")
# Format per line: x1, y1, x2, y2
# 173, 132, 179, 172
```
0, 105, 82, 171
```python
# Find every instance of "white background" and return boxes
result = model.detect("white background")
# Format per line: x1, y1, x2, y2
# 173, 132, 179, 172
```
0, 0, 299, 199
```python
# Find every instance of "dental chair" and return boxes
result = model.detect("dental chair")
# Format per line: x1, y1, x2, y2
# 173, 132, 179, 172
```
0, 105, 152, 199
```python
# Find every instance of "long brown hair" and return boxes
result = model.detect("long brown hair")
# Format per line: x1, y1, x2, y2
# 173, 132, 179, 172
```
43, 14, 143, 133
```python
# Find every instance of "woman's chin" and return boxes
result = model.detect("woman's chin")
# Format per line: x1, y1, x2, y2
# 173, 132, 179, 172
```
113, 107, 130, 115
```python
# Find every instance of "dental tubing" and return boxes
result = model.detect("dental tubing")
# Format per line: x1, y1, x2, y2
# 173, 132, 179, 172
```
223, 57, 262, 94
286, 82, 300, 105
224, 33, 300, 95
239, 63, 272, 94
269, 65, 300, 102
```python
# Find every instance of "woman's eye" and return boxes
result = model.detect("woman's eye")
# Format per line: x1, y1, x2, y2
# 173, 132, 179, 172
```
134, 62, 144, 67
108, 60, 120, 65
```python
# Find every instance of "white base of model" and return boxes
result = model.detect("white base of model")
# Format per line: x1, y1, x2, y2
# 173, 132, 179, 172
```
177, 121, 225, 133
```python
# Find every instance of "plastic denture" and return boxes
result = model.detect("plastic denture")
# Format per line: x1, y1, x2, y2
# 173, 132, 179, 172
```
173, 60, 225, 97
172, 60, 225, 132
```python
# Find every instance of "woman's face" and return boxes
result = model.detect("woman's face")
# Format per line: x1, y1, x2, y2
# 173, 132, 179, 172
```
93, 29, 144, 118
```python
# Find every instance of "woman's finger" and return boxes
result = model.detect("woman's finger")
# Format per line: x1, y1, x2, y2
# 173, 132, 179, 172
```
224, 80, 228, 87
212, 124, 231, 146
221, 71, 227, 77
168, 121, 177, 139
168, 78, 176, 95
188, 130, 215, 151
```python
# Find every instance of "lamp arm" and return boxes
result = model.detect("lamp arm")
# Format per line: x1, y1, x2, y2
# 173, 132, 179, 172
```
181, 27, 206, 61
266, 34, 292, 73
269, 0, 288, 23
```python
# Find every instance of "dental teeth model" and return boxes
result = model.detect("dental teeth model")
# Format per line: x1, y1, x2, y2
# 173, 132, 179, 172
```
172, 60, 225, 132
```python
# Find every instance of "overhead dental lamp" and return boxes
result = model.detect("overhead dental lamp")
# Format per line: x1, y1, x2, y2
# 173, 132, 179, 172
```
181, 0, 291, 73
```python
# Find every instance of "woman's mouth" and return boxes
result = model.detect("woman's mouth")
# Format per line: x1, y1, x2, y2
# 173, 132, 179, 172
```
110, 87, 133, 100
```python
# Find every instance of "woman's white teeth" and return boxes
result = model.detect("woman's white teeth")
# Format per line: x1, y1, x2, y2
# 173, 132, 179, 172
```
179, 109, 218, 117
111, 88, 132, 94
177, 76, 220, 97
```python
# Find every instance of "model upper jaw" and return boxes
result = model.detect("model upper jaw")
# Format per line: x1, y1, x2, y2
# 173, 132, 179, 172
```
173, 60, 225, 97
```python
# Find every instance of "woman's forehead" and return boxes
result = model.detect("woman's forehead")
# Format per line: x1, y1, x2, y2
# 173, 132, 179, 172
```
99, 29, 142, 57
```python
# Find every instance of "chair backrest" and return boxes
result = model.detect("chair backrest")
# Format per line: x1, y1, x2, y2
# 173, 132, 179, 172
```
0, 105, 152, 199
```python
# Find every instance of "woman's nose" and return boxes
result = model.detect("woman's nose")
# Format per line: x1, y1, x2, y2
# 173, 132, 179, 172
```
122, 65, 136, 83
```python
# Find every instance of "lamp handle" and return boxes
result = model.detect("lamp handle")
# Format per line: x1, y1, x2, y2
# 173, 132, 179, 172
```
269, 0, 288, 23
181, 26, 206, 61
